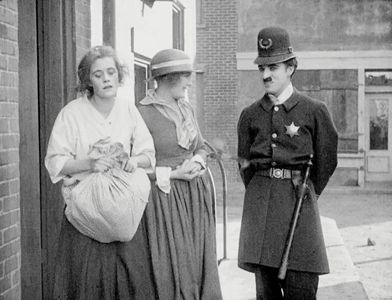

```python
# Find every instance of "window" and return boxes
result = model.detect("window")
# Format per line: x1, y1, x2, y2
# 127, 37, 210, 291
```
173, 2, 184, 50
134, 54, 152, 106
369, 98, 389, 150
365, 70, 392, 86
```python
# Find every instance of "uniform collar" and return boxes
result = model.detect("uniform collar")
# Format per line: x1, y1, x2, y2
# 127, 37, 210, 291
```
260, 87, 299, 112
274, 82, 293, 104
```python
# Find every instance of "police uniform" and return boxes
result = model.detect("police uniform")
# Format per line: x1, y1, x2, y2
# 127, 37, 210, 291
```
237, 27, 338, 299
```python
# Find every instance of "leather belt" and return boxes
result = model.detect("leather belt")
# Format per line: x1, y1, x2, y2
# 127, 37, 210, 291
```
258, 168, 301, 179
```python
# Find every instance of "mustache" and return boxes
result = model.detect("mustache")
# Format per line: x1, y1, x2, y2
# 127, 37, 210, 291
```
263, 77, 272, 83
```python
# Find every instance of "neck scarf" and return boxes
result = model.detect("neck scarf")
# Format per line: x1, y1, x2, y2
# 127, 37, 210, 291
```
140, 89, 197, 150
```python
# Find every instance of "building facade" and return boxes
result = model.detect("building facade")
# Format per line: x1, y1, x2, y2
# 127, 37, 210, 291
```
196, 0, 392, 186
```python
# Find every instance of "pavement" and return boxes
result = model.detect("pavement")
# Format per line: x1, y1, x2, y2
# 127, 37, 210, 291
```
214, 183, 392, 300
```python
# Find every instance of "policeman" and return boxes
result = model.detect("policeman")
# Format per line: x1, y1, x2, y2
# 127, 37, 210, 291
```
237, 27, 338, 299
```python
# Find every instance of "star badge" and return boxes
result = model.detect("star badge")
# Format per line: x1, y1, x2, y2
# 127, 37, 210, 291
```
285, 122, 300, 138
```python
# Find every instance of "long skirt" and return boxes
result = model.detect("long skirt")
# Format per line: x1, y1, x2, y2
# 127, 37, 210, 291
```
145, 174, 223, 300
53, 214, 157, 300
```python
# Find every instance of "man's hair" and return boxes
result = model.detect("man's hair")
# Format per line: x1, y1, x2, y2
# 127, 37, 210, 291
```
283, 57, 298, 78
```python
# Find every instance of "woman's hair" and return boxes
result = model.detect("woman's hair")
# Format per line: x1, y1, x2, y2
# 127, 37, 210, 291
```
283, 57, 298, 77
154, 71, 192, 86
77, 45, 127, 97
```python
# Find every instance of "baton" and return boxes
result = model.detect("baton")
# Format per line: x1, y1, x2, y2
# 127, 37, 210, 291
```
278, 154, 313, 280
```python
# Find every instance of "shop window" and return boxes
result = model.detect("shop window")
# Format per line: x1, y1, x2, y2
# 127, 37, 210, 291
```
369, 98, 389, 150
365, 70, 392, 86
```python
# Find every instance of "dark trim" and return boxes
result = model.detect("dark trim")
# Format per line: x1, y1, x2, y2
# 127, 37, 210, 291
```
37, 1, 77, 298
19, 0, 42, 298
103, 0, 116, 47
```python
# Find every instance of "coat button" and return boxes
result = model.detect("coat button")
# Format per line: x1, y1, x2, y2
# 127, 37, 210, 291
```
271, 161, 277, 166
272, 133, 277, 139
274, 106, 279, 112
271, 143, 276, 148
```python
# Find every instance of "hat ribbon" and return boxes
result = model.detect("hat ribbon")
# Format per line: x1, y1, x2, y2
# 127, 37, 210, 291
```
151, 59, 192, 70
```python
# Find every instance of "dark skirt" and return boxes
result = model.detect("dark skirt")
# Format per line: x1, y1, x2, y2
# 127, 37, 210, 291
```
145, 173, 223, 300
53, 214, 157, 300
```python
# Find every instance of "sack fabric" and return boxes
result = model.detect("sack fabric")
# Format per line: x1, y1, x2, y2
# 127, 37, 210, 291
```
62, 167, 150, 243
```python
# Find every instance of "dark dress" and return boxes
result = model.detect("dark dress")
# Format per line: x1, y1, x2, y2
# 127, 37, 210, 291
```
237, 90, 338, 274
138, 104, 223, 300
52, 215, 158, 300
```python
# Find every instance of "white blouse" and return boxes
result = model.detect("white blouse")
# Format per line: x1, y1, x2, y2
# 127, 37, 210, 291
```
45, 95, 155, 183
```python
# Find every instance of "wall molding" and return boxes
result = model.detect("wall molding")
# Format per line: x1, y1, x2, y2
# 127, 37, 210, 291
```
237, 50, 392, 70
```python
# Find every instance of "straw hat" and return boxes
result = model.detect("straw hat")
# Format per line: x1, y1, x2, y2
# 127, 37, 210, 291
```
150, 49, 193, 78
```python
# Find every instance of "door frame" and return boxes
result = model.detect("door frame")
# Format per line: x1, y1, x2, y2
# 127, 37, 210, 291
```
18, 1, 42, 298
364, 91, 392, 182
19, 1, 77, 299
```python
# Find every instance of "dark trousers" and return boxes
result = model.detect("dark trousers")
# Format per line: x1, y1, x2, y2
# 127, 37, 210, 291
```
255, 266, 319, 300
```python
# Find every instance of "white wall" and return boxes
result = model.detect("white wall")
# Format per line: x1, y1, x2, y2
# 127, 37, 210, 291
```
90, 0, 103, 47
115, 0, 135, 101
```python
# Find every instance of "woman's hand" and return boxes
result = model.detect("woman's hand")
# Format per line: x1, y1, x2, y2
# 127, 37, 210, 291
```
90, 157, 116, 173
171, 159, 201, 181
122, 157, 138, 173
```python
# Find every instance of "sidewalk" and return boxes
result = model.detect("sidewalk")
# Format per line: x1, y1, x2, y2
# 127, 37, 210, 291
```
216, 215, 369, 300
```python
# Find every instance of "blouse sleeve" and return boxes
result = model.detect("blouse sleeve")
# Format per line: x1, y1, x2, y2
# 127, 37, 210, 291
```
129, 104, 156, 172
44, 108, 77, 183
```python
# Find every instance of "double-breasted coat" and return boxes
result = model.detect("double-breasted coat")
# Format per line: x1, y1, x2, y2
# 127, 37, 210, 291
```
237, 89, 338, 274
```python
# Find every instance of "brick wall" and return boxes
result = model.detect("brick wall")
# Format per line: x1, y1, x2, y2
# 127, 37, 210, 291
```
196, 0, 240, 181
0, 0, 20, 299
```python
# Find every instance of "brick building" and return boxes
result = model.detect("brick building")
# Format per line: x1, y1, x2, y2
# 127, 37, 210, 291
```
0, 1, 20, 298
196, 0, 392, 187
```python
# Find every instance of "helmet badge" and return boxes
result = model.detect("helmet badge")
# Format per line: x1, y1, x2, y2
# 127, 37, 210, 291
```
259, 38, 272, 50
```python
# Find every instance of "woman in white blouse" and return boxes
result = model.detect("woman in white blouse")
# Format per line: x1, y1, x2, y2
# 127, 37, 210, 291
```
45, 45, 157, 299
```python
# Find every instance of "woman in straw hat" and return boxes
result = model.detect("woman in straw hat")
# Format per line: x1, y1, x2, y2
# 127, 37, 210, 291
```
139, 48, 222, 299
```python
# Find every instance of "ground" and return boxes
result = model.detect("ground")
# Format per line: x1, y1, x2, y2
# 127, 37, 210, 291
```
319, 190, 392, 300
214, 181, 392, 300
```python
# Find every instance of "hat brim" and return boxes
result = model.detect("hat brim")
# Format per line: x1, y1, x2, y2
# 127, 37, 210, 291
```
254, 53, 296, 66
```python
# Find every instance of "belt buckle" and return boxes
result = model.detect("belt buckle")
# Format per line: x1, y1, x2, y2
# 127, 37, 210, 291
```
272, 168, 284, 179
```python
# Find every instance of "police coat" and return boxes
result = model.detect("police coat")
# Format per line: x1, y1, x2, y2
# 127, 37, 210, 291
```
237, 89, 338, 274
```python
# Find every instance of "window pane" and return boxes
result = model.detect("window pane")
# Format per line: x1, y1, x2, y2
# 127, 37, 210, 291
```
134, 64, 147, 105
369, 98, 389, 150
172, 4, 184, 50
365, 71, 392, 86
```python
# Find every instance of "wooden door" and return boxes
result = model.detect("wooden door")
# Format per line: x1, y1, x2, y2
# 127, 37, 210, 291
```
365, 93, 392, 182
19, 1, 77, 299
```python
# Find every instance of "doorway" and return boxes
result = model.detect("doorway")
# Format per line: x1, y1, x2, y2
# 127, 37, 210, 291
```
19, 1, 77, 299
365, 93, 392, 182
